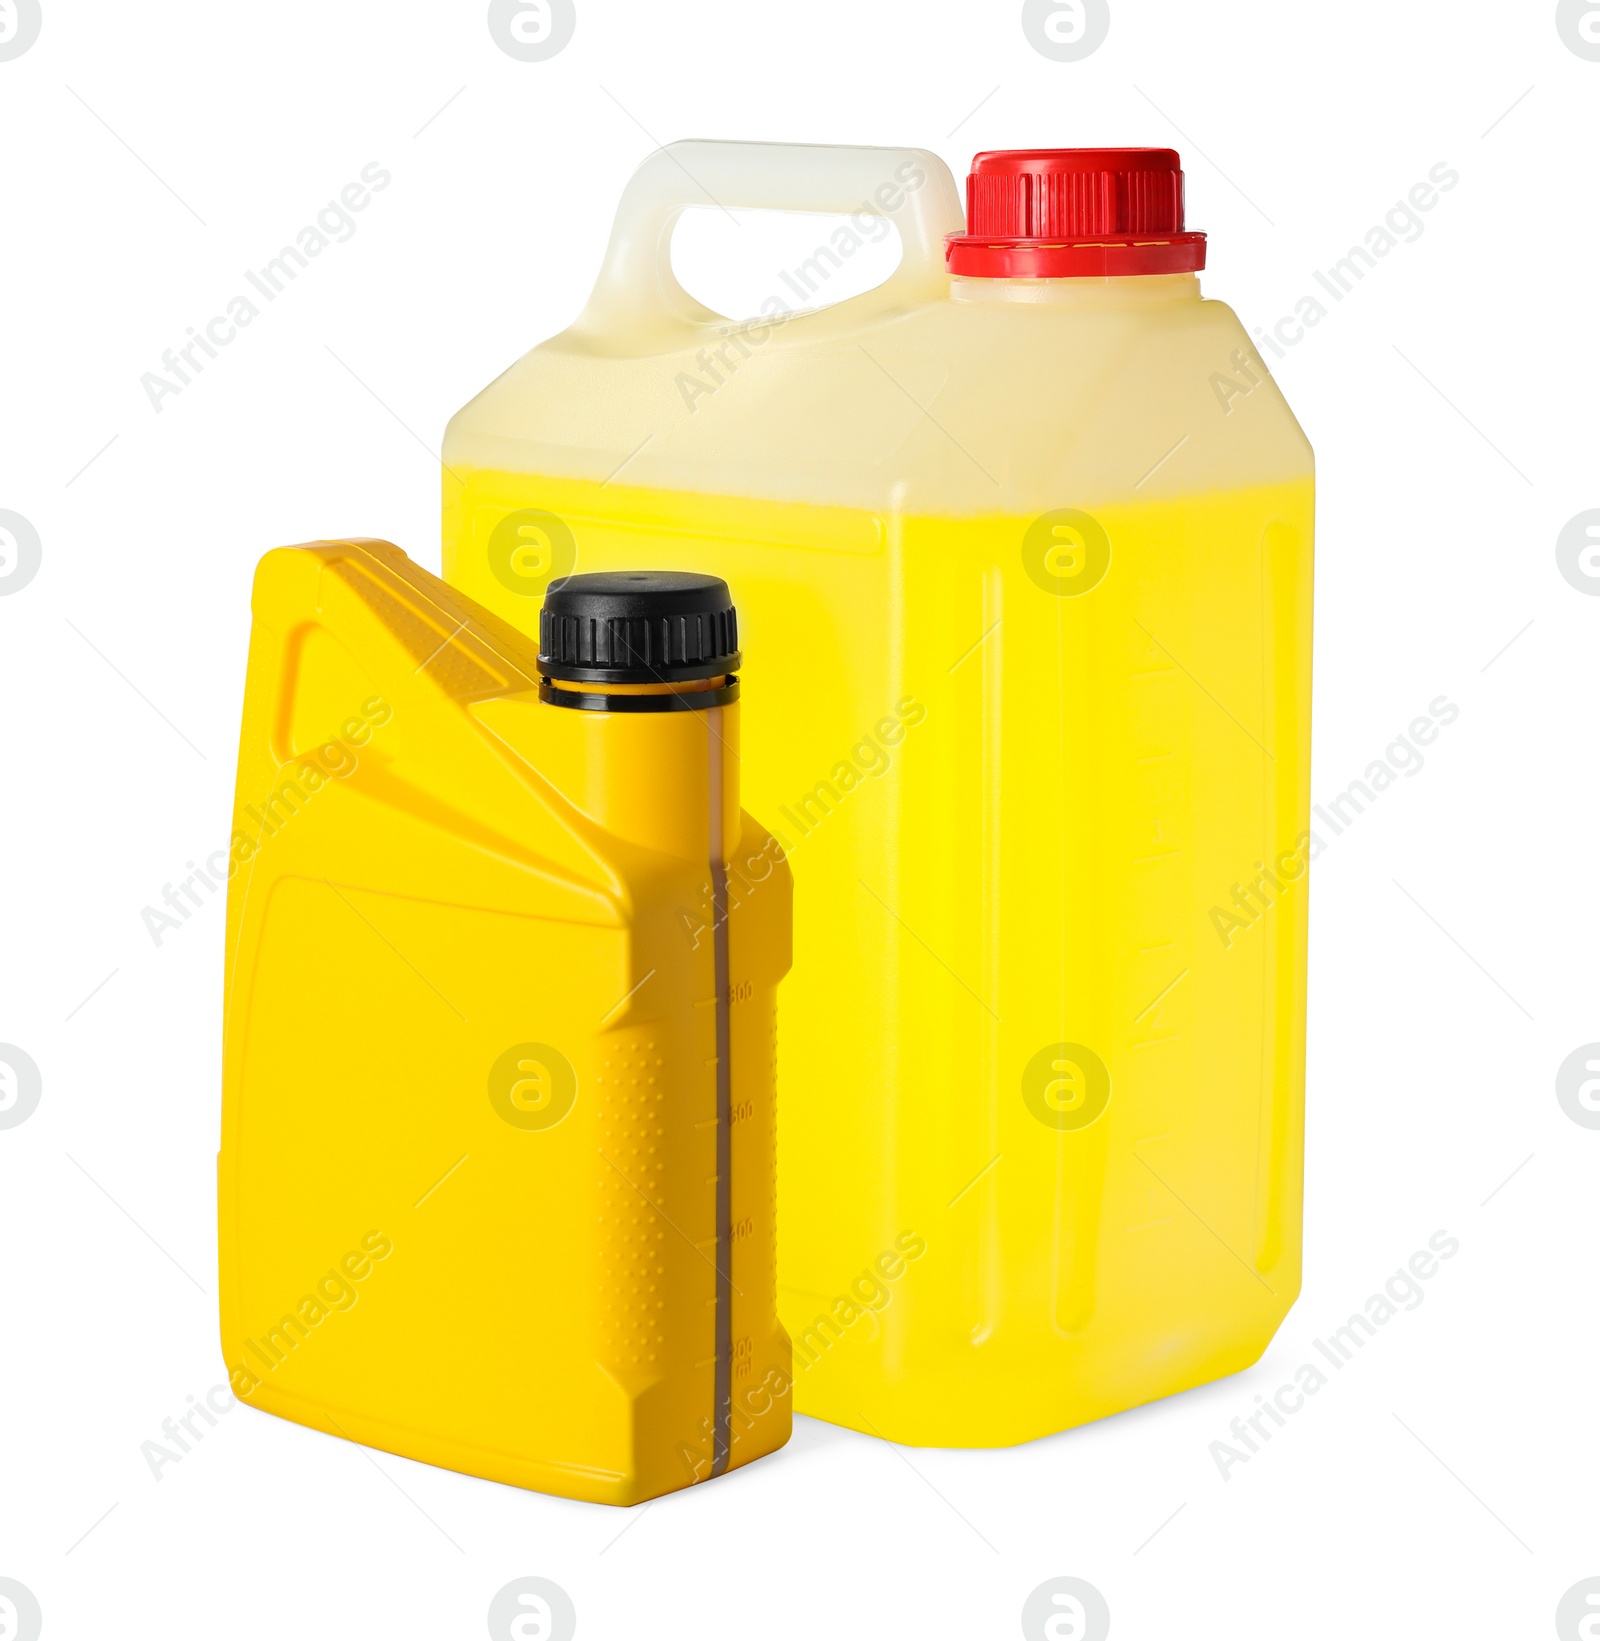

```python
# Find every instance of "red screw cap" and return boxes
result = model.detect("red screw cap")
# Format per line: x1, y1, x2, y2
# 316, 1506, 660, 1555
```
946, 148, 1207, 279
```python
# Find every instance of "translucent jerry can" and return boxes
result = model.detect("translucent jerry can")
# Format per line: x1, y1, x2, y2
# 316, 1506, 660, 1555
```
442, 144, 1315, 1446
217, 540, 791, 1502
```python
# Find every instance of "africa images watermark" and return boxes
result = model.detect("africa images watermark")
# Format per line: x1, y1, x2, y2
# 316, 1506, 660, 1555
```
790, 1231, 928, 1372
1021, 0, 1111, 62
1209, 1230, 1460, 1480
487, 1578, 577, 1641
141, 1383, 244, 1482
677, 1231, 928, 1481
140, 162, 392, 413
769, 696, 926, 850
143, 1230, 395, 1479
673, 158, 929, 415
487, 0, 576, 61
676, 696, 926, 951
141, 695, 391, 946
0, 509, 42, 597
1246, 162, 1459, 363
0, 1043, 42, 1131
0, 0, 42, 61
1210, 695, 1460, 949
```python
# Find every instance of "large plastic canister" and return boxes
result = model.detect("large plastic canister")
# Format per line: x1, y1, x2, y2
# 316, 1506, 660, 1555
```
442, 143, 1314, 1446
217, 540, 791, 1502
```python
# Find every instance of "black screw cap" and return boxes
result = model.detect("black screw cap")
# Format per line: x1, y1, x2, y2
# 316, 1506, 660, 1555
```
538, 571, 740, 685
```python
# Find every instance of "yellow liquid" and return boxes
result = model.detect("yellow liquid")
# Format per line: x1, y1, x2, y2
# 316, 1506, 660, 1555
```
445, 470, 1314, 1446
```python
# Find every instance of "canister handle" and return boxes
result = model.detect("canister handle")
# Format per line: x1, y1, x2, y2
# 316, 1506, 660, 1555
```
572, 140, 965, 347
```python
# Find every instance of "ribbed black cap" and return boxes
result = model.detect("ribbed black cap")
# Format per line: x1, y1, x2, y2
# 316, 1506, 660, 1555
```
538, 571, 740, 684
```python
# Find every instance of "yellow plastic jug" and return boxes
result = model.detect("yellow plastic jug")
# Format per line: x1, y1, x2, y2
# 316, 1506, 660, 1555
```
442, 143, 1314, 1446
217, 539, 791, 1503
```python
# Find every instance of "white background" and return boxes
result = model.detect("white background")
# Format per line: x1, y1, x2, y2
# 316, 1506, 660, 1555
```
3, 2, 1598, 1637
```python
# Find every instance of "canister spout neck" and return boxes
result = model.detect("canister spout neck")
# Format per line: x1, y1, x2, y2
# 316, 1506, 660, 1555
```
950, 272, 1201, 306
